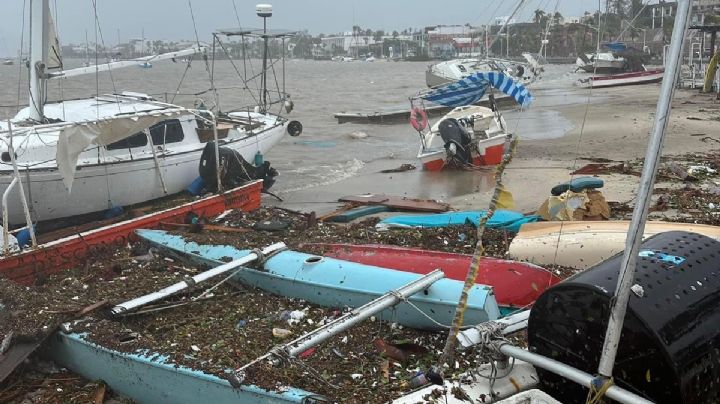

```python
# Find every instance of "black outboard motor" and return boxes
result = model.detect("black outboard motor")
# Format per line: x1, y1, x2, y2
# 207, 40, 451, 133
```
438, 118, 473, 166
528, 231, 720, 403
199, 142, 278, 191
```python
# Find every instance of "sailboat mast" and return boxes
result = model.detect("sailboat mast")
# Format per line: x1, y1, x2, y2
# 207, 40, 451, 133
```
28, 0, 50, 122
257, 4, 272, 113
596, 0, 692, 379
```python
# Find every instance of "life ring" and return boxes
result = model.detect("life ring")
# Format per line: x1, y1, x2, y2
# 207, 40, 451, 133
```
410, 107, 428, 132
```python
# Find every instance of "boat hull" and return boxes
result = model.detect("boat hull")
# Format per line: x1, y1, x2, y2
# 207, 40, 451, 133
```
47, 332, 324, 404
138, 230, 501, 330
508, 220, 720, 270
418, 134, 505, 171
302, 243, 560, 314
0, 123, 285, 225
0, 181, 262, 285
577, 69, 664, 88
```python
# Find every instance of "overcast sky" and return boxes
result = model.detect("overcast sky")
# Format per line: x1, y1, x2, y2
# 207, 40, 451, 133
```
0, 0, 629, 56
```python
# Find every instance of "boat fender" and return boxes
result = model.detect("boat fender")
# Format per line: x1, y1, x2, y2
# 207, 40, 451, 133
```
14, 227, 32, 248
410, 107, 428, 132
287, 120, 303, 137
186, 176, 206, 196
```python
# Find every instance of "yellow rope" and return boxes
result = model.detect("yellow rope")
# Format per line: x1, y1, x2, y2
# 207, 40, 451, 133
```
586, 377, 614, 404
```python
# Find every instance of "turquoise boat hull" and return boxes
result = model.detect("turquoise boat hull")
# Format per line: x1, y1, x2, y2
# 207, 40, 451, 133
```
137, 230, 500, 330
46, 332, 325, 403
376, 210, 540, 232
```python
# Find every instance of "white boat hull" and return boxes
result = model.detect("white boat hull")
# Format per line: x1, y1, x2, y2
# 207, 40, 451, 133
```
0, 123, 286, 225
576, 69, 664, 88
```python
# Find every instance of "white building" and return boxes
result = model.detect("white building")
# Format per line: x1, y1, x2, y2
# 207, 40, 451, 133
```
320, 34, 376, 54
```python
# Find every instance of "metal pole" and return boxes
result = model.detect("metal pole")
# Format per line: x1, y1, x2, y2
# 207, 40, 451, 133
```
500, 345, 653, 404
486, 0, 526, 58
229, 270, 445, 386
261, 17, 268, 112
143, 129, 168, 195
7, 122, 37, 248
111, 242, 287, 315
2, 178, 18, 254
596, 0, 692, 379
285, 270, 444, 357
28, 0, 49, 122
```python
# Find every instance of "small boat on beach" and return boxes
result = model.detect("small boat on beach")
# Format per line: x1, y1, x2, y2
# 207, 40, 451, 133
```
508, 220, 720, 270
137, 229, 501, 330
411, 72, 533, 171
576, 68, 665, 88
0, 181, 263, 285
301, 243, 561, 314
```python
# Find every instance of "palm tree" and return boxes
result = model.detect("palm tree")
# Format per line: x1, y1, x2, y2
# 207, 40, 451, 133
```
534, 9, 546, 25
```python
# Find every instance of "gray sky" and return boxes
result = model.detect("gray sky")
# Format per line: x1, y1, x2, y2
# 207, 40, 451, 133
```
1, 0, 614, 56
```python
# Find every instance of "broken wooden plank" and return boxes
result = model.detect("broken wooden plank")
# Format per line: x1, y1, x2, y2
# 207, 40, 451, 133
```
338, 194, 450, 213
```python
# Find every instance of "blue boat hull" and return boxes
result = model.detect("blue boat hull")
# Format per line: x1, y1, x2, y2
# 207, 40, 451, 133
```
47, 332, 324, 403
137, 230, 500, 330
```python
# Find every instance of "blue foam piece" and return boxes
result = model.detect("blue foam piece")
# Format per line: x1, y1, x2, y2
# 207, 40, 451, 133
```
186, 176, 206, 196
377, 210, 540, 233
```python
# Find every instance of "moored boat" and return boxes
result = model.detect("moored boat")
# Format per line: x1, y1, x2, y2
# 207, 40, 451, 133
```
137, 229, 501, 330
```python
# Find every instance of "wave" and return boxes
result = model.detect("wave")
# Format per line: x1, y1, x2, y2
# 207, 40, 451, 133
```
277, 158, 366, 193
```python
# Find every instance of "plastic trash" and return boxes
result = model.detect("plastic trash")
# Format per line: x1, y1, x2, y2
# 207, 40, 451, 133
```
409, 372, 429, 388
186, 176, 206, 196
272, 328, 292, 339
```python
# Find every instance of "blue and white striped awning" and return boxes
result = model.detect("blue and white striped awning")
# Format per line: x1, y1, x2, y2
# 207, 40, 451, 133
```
422, 72, 534, 109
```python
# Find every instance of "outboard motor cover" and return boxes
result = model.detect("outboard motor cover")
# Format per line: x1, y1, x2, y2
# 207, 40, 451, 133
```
438, 118, 473, 165
199, 142, 278, 191
528, 231, 720, 403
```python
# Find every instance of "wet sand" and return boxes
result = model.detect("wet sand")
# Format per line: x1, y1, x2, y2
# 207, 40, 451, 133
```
272, 84, 720, 216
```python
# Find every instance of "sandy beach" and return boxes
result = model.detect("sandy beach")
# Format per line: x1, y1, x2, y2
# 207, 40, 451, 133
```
272, 84, 720, 217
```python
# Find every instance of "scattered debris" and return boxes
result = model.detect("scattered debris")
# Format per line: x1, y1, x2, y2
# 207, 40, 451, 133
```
380, 164, 416, 174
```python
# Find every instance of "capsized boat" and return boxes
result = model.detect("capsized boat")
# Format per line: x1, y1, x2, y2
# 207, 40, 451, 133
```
508, 220, 720, 270
411, 72, 533, 171
301, 243, 561, 314
137, 229, 501, 330
47, 332, 326, 404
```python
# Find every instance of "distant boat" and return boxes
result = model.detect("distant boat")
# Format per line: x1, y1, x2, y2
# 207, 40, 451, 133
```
139, 61, 153, 68
426, 53, 543, 88
576, 68, 665, 88
2, 59, 14, 65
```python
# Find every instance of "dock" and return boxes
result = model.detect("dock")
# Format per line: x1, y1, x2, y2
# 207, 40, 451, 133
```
334, 95, 515, 124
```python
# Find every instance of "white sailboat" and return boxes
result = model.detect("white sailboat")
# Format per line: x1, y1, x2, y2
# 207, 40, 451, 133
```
0, 1, 298, 228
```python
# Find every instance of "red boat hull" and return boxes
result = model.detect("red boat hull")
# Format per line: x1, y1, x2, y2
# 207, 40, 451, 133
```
304, 243, 561, 309
0, 181, 262, 285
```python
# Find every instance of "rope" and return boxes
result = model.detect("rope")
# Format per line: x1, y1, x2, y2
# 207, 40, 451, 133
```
586, 377, 614, 404
436, 133, 519, 375
550, 0, 607, 268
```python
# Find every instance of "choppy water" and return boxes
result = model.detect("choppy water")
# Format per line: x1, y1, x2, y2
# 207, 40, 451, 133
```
0, 59, 585, 201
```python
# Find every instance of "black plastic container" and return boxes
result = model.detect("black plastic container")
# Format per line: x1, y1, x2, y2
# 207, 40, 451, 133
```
528, 231, 720, 403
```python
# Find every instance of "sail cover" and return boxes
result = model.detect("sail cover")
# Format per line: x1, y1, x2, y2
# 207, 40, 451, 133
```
55, 109, 185, 191
422, 72, 534, 109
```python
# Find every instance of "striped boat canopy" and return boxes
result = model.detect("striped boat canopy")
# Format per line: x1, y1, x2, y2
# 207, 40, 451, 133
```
422, 72, 534, 109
